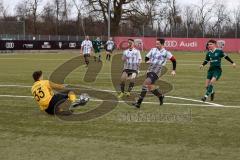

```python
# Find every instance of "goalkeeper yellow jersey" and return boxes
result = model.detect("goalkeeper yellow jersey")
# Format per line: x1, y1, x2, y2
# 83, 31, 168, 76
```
31, 80, 64, 111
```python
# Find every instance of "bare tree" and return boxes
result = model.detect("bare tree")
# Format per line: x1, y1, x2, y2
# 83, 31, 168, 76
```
130, 0, 159, 28
195, 0, 213, 37
15, 0, 31, 18
211, 0, 230, 38
41, 2, 55, 34
28, 0, 42, 34
72, 0, 87, 35
125, 0, 160, 36
154, 2, 169, 37
165, 0, 182, 37
0, 0, 8, 19
232, 5, 240, 38
55, 0, 61, 34
54, 0, 73, 34
0, 0, 2, 18
15, 0, 42, 34
87, 0, 137, 36
1, 0, 240, 37
62, 0, 68, 21
183, 5, 195, 38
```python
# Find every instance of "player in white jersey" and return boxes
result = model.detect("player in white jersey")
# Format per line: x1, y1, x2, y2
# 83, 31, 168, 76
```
133, 38, 177, 108
80, 35, 93, 66
118, 39, 142, 98
105, 37, 115, 61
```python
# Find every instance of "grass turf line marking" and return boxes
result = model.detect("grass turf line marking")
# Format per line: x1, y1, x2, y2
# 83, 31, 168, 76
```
0, 94, 240, 108
0, 94, 231, 108
0, 84, 31, 88
69, 85, 224, 107
0, 84, 224, 107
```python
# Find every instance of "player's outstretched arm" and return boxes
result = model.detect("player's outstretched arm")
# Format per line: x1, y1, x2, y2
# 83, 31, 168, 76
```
200, 57, 209, 69
200, 61, 208, 69
80, 46, 83, 55
49, 81, 65, 90
200, 52, 210, 69
232, 63, 236, 68
170, 56, 176, 76
225, 56, 236, 68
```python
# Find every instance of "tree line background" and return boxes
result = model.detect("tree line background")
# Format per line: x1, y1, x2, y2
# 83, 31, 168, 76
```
0, 0, 240, 38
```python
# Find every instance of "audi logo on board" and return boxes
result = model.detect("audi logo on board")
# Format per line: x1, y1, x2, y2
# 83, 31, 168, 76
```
164, 41, 178, 47
5, 42, 14, 49
69, 43, 76, 48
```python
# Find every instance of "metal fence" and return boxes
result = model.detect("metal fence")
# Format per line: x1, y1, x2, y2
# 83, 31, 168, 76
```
0, 34, 107, 41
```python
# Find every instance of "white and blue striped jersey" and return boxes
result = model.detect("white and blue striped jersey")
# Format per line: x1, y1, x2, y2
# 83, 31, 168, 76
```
122, 48, 142, 71
146, 48, 173, 76
81, 40, 93, 54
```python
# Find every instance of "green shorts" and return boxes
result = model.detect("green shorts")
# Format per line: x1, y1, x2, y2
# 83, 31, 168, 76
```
207, 68, 222, 80
94, 48, 101, 54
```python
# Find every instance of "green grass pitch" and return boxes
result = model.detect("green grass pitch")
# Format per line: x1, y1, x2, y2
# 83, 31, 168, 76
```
0, 50, 240, 160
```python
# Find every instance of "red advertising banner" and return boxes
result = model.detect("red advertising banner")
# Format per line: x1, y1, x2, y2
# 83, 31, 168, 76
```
114, 37, 240, 52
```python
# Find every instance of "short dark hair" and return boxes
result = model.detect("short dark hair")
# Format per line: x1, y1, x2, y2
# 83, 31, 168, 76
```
128, 39, 134, 42
205, 43, 209, 50
32, 70, 42, 81
207, 39, 217, 44
157, 38, 165, 45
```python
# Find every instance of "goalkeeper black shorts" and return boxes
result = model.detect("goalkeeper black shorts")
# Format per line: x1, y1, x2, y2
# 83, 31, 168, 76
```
45, 93, 69, 115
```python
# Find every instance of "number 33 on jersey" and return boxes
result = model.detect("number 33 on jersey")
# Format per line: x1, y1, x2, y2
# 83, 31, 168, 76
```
31, 80, 55, 111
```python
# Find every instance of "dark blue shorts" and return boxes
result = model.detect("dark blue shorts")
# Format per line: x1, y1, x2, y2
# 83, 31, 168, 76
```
147, 72, 159, 84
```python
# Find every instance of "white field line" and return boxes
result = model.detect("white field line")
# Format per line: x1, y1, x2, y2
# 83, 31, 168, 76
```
0, 84, 31, 88
166, 95, 223, 106
0, 94, 240, 108
0, 84, 223, 107
64, 84, 223, 107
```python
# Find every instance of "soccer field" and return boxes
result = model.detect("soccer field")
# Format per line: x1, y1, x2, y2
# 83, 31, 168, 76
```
0, 51, 240, 160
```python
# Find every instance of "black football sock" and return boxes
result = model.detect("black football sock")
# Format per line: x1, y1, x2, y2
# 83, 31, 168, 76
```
137, 86, 148, 104
151, 88, 162, 97
128, 82, 135, 92
120, 82, 125, 93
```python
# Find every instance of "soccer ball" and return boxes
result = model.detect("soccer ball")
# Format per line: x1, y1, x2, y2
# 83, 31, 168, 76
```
78, 93, 90, 106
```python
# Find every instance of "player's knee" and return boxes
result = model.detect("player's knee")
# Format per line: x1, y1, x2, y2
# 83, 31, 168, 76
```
121, 80, 126, 84
120, 76, 126, 82
129, 76, 136, 81
209, 80, 216, 85
142, 85, 148, 91
68, 92, 76, 102
145, 84, 154, 91
130, 73, 137, 79
121, 75, 127, 81
143, 79, 152, 86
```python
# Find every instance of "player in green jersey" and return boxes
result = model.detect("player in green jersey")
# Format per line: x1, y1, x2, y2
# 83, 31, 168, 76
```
200, 39, 236, 102
93, 37, 102, 62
